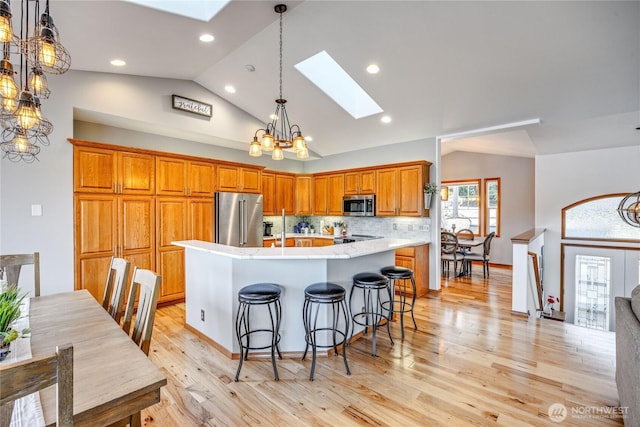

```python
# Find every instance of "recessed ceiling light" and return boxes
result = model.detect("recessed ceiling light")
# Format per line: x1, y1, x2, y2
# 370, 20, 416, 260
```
305, 136, 313, 142
110, 59, 126, 66
199, 34, 214, 42
380, 115, 391, 124
366, 64, 379, 74
270, 114, 277, 120
224, 85, 236, 94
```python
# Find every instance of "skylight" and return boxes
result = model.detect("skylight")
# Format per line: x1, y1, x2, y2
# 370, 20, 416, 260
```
124, 0, 231, 21
295, 51, 383, 119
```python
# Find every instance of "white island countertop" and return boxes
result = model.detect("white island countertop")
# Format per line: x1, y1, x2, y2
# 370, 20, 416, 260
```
172, 237, 428, 260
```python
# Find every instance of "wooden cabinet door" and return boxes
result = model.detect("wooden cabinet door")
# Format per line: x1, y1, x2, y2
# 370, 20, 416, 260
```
360, 170, 376, 194
188, 199, 214, 242
118, 152, 155, 195
74, 146, 116, 193
376, 167, 398, 216
75, 194, 117, 301
344, 171, 360, 195
119, 196, 155, 258
156, 197, 188, 302
240, 167, 261, 193
313, 238, 334, 247
295, 175, 312, 215
313, 176, 328, 215
188, 161, 215, 197
156, 157, 187, 196
261, 172, 275, 215
397, 165, 423, 216
217, 165, 240, 192
276, 174, 295, 215
327, 174, 344, 215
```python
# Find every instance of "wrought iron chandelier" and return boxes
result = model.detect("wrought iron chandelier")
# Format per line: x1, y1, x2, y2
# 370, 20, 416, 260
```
0, 0, 70, 163
617, 191, 640, 228
249, 4, 308, 161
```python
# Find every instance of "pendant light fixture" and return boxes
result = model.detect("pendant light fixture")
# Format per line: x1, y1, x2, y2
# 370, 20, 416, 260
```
0, 0, 70, 163
249, 4, 308, 161
617, 191, 640, 228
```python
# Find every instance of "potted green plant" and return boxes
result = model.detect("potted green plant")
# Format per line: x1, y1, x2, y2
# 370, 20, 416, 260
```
0, 284, 29, 360
424, 183, 438, 208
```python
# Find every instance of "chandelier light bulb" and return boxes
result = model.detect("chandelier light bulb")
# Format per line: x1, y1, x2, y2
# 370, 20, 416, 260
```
0, 0, 12, 43
15, 91, 41, 130
0, 73, 17, 99
29, 68, 48, 95
271, 143, 284, 161
248, 137, 262, 157
13, 133, 29, 152
38, 38, 56, 67
261, 132, 274, 151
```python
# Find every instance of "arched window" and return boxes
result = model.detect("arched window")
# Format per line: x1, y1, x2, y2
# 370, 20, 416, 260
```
562, 193, 640, 242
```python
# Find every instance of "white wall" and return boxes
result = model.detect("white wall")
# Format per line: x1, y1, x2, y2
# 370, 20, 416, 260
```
536, 145, 640, 305
441, 151, 535, 265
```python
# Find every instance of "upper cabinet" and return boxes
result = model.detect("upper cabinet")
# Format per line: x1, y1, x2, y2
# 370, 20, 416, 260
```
344, 170, 376, 195
313, 173, 344, 215
74, 146, 154, 195
376, 161, 430, 217
156, 157, 215, 197
262, 171, 295, 215
217, 164, 261, 193
295, 175, 313, 215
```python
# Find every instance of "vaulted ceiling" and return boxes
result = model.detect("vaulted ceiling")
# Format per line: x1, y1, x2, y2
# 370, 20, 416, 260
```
53, 0, 640, 159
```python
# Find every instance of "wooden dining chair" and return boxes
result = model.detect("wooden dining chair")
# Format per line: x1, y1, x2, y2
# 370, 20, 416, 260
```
102, 257, 131, 324
463, 232, 496, 278
0, 343, 73, 427
440, 232, 461, 277
122, 267, 162, 356
0, 252, 40, 297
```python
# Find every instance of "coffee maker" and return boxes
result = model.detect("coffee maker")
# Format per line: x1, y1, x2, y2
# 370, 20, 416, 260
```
263, 221, 273, 237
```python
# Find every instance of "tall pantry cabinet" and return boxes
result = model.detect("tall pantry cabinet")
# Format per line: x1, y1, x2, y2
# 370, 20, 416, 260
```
71, 140, 219, 305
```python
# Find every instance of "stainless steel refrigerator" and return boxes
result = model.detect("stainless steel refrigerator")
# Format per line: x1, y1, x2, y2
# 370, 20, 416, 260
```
215, 192, 263, 247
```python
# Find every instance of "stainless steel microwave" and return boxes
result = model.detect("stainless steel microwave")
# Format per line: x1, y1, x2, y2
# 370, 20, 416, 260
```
343, 195, 375, 217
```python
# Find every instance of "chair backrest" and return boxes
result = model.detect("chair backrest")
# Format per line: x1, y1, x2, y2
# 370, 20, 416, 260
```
443, 216, 472, 232
0, 252, 40, 297
0, 343, 73, 426
441, 232, 459, 255
122, 268, 161, 356
483, 232, 496, 256
102, 257, 131, 325
456, 229, 474, 241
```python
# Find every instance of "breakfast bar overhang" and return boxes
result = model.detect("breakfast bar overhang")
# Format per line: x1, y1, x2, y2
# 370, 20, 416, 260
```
172, 238, 427, 357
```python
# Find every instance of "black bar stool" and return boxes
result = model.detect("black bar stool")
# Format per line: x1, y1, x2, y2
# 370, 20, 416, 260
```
381, 266, 418, 339
302, 282, 351, 381
348, 272, 393, 356
234, 283, 282, 382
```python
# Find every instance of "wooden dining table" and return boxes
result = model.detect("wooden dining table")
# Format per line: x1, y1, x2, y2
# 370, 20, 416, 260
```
29, 290, 166, 426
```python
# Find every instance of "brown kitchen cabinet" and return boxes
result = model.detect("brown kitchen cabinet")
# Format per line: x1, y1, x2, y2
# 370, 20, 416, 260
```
313, 173, 344, 215
217, 164, 261, 193
394, 244, 429, 296
262, 171, 295, 215
376, 162, 430, 216
295, 175, 313, 215
74, 145, 154, 195
344, 169, 375, 195
156, 157, 215, 197
74, 193, 155, 302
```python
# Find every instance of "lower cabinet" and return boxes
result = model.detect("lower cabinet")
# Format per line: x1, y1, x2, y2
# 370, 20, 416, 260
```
394, 244, 429, 297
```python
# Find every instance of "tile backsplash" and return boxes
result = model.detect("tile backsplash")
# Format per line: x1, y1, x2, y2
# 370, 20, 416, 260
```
264, 215, 430, 240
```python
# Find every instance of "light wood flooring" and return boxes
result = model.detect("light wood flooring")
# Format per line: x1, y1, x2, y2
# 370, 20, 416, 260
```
142, 266, 623, 426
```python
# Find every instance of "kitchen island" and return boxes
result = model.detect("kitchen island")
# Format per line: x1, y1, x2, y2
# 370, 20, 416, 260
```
172, 238, 427, 358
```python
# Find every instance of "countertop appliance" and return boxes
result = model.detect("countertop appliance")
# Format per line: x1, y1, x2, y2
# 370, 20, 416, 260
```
215, 192, 263, 247
334, 234, 383, 244
263, 221, 273, 237
343, 194, 375, 217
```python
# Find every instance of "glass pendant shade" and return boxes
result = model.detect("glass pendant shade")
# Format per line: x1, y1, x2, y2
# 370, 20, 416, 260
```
272, 143, 284, 160
261, 132, 274, 151
248, 137, 262, 157
292, 133, 305, 153
296, 145, 309, 159
15, 91, 41, 129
